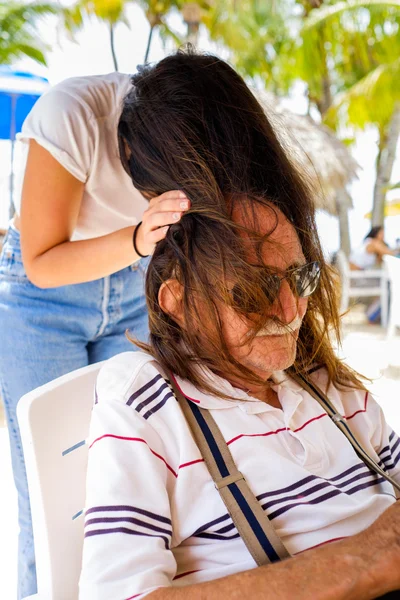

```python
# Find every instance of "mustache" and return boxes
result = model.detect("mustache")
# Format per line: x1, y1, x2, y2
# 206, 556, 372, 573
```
254, 315, 303, 337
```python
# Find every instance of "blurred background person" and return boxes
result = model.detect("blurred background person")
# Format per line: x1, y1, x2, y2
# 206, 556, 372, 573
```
349, 226, 399, 270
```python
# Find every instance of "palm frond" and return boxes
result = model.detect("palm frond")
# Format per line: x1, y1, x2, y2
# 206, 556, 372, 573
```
324, 57, 400, 129
302, 0, 400, 31
0, 1, 58, 65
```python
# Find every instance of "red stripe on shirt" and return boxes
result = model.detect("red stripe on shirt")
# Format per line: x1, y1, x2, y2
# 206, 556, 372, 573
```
179, 458, 204, 470
294, 536, 347, 554
293, 412, 328, 432
226, 394, 369, 446
344, 391, 368, 420
173, 569, 200, 580
89, 435, 178, 477
125, 594, 143, 600
93, 389, 369, 477
227, 426, 289, 446
170, 374, 201, 403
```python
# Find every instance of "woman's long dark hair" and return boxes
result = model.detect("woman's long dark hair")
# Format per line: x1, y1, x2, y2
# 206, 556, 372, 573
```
364, 226, 384, 241
118, 48, 365, 396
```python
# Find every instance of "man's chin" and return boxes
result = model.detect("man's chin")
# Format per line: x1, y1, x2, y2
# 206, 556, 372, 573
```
243, 351, 297, 376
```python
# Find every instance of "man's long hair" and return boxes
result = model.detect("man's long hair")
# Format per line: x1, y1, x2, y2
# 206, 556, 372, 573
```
118, 48, 365, 396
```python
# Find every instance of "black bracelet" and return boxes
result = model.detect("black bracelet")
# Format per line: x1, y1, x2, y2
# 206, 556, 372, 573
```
133, 221, 149, 258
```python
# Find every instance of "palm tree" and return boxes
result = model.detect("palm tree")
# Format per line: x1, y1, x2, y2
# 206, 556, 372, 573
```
137, 0, 182, 63
140, 0, 215, 63
205, 0, 400, 252
138, 1, 213, 64
203, 0, 292, 92
0, 1, 58, 65
64, 0, 133, 71
300, 0, 400, 227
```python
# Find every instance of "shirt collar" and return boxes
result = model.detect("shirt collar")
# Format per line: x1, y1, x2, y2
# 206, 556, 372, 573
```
173, 366, 305, 414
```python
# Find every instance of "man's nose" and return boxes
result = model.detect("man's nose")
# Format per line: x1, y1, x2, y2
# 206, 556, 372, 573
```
271, 279, 298, 324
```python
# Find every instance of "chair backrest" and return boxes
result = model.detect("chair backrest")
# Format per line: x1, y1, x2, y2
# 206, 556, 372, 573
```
335, 250, 350, 313
17, 362, 105, 600
335, 250, 350, 279
335, 249, 387, 317
383, 255, 400, 335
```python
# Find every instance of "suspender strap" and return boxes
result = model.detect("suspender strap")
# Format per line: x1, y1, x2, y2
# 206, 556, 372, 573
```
166, 372, 291, 566
290, 372, 400, 494
166, 366, 399, 569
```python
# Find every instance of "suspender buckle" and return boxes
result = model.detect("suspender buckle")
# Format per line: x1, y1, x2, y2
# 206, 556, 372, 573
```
332, 413, 344, 423
215, 471, 245, 490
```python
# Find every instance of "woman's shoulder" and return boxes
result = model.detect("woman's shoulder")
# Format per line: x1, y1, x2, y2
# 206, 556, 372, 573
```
33, 72, 132, 121
96, 350, 169, 407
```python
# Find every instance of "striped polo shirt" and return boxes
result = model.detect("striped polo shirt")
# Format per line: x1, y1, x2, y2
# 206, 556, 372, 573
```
79, 351, 400, 600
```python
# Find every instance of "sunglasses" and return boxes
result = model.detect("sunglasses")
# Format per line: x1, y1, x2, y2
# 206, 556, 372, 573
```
230, 261, 321, 312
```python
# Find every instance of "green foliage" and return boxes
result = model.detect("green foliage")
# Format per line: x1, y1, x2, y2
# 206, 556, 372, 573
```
64, 0, 135, 70
325, 58, 400, 130
203, 0, 293, 92
64, 0, 130, 33
302, 0, 400, 29
0, 1, 58, 65
299, 0, 400, 127
136, 0, 181, 37
199, 0, 400, 130
136, 1, 213, 61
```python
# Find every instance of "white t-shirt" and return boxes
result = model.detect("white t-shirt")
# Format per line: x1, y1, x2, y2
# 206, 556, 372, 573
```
349, 239, 377, 269
16, 72, 148, 240
79, 351, 400, 600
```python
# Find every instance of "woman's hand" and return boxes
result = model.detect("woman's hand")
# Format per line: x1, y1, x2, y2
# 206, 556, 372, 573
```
19, 143, 191, 287
134, 191, 190, 257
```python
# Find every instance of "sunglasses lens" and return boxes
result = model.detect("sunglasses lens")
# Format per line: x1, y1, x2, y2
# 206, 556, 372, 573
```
230, 262, 321, 311
293, 262, 321, 297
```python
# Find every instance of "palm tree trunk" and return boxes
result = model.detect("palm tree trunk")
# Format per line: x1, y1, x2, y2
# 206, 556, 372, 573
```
336, 191, 351, 256
372, 105, 400, 226
316, 25, 332, 117
186, 23, 199, 46
109, 22, 119, 71
144, 24, 155, 63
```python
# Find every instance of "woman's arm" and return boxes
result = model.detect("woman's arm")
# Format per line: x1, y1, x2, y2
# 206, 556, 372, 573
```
366, 238, 397, 260
148, 501, 400, 600
20, 141, 188, 288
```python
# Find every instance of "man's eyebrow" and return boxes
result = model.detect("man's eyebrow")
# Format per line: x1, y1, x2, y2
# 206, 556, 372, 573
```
248, 259, 307, 271
287, 260, 307, 270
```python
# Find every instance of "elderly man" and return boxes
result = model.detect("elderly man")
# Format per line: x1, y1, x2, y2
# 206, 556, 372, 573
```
80, 197, 400, 600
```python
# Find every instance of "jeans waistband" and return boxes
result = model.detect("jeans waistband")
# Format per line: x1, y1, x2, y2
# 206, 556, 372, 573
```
2, 220, 20, 250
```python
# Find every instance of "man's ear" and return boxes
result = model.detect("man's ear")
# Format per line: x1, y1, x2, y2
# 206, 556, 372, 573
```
158, 279, 184, 326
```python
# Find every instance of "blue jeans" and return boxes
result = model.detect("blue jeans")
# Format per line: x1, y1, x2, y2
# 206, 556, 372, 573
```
0, 223, 150, 599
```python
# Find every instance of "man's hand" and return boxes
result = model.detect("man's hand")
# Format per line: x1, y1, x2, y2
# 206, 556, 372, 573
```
134, 191, 190, 257
147, 500, 400, 600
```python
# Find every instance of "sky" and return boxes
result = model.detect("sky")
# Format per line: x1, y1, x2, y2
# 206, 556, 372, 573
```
1, 2, 400, 254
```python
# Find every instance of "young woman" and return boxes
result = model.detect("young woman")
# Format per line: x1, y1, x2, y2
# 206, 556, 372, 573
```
349, 225, 399, 270
0, 68, 190, 599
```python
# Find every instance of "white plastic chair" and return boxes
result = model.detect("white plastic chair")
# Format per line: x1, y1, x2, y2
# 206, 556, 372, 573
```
17, 362, 104, 600
335, 249, 388, 326
383, 255, 400, 338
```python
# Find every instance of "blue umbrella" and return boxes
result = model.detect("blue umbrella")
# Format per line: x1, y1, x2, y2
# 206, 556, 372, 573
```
0, 66, 49, 218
